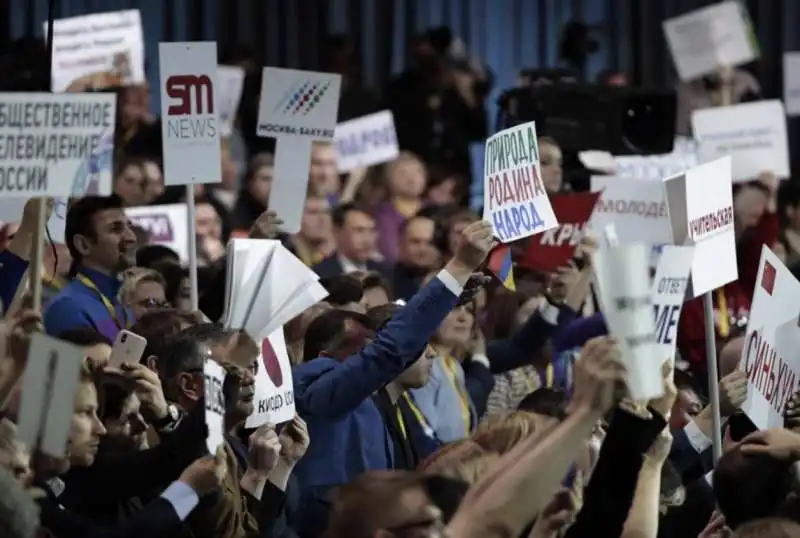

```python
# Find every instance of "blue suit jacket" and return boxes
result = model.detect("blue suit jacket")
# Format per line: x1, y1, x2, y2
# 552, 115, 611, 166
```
291, 275, 459, 538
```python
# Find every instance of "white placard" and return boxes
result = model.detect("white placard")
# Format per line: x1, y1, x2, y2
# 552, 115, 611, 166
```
663, 156, 737, 297
482, 121, 558, 242
593, 243, 664, 400
126, 203, 189, 261
692, 100, 790, 181
257, 68, 342, 234
47, 9, 145, 92
246, 329, 296, 427
159, 42, 221, 186
217, 65, 246, 137
0, 93, 116, 198
784, 53, 800, 117
334, 110, 399, 172
651, 246, 694, 365
663, 1, 758, 81
738, 246, 800, 430
589, 177, 673, 261
16, 334, 84, 458
608, 137, 699, 182
203, 359, 226, 455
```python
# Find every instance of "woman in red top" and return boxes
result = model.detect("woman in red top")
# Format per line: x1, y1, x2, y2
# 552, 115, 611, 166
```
678, 173, 780, 387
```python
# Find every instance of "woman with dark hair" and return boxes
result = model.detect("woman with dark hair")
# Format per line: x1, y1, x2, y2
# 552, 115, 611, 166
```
230, 152, 275, 237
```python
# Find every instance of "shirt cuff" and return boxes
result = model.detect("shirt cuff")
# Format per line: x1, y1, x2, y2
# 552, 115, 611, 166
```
162, 480, 200, 521
538, 302, 560, 326
471, 353, 490, 369
437, 269, 465, 297
683, 420, 712, 453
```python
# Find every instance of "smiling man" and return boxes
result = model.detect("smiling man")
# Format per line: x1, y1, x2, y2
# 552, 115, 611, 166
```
44, 195, 138, 340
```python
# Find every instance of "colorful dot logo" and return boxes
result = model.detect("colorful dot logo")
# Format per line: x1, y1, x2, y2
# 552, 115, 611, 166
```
274, 80, 331, 116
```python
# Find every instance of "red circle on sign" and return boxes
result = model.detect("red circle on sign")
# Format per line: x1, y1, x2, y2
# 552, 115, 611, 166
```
262, 338, 284, 388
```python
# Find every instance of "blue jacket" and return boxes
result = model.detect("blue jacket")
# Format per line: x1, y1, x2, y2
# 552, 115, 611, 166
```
0, 250, 29, 313
44, 266, 133, 341
290, 274, 460, 538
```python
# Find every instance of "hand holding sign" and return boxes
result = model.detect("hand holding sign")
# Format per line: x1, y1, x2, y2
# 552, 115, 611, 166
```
179, 446, 227, 497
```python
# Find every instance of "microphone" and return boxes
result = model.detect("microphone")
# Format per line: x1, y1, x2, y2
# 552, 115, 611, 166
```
0, 467, 40, 538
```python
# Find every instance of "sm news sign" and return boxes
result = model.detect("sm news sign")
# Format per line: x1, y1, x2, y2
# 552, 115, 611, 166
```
165, 74, 217, 139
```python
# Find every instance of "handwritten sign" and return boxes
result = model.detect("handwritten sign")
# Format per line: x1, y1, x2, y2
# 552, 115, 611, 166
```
482, 122, 558, 242
738, 246, 800, 429
334, 110, 399, 173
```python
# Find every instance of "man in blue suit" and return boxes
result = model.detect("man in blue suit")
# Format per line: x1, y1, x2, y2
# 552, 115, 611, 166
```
291, 220, 496, 538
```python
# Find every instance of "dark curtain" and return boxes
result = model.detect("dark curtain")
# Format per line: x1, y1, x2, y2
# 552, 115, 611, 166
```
3, 0, 799, 165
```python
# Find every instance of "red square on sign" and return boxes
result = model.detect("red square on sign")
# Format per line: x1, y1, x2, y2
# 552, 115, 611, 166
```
761, 261, 777, 295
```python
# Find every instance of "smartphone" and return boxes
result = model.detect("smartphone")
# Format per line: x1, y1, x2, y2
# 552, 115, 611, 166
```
109, 330, 148, 368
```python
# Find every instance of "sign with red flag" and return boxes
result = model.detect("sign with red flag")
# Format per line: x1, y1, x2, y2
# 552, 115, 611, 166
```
517, 192, 601, 273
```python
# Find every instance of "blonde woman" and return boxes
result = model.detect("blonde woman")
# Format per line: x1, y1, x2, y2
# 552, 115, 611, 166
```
118, 268, 168, 318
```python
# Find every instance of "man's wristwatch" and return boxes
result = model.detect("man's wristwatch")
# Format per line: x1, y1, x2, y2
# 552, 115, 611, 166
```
152, 403, 182, 432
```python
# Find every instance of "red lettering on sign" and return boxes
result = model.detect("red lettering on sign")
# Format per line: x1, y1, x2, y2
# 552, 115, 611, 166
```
742, 330, 798, 417
688, 207, 733, 241
487, 164, 545, 210
166, 75, 214, 115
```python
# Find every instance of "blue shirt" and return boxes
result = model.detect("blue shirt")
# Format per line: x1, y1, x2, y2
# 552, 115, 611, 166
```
44, 266, 133, 341
411, 356, 475, 443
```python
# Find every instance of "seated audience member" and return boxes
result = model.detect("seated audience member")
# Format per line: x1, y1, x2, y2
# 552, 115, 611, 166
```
392, 215, 441, 301
135, 245, 180, 269
359, 271, 393, 310
150, 262, 192, 312
291, 221, 494, 538
319, 274, 366, 313
284, 302, 333, 365
119, 268, 169, 318
313, 203, 390, 279
44, 195, 137, 341
230, 152, 274, 237
372, 152, 428, 264
286, 190, 334, 267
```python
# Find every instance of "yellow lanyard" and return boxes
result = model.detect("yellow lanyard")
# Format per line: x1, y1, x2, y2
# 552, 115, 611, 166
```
443, 357, 472, 434
76, 273, 127, 329
395, 404, 408, 440
717, 288, 729, 338
544, 363, 554, 388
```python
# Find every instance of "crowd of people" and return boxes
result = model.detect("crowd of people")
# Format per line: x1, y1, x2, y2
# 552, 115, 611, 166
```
1, 20, 800, 538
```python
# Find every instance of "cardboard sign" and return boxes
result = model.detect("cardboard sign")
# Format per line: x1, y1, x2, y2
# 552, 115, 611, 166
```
257, 68, 342, 234
692, 100, 790, 181
159, 42, 221, 186
47, 10, 145, 92
589, 177, 673, 264
126, 203, 189, 261
663, 1, 758, 81
593, 243, 663, 400
217, 65, 245, 137
738, 246, 800, 430
16, 334, 84, 458
482, 122, 558, 242
517, 192, 600, 272
663, 156, 737, 297
0, 93, 116, 198
784, 52, 800, 117
246, 329, 296, 427
334, 111, 399, 173
203, 359, 226, 454
651, 246, 694, 364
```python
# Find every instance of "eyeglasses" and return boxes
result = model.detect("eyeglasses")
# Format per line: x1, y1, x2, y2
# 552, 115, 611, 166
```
136, 297, 171, 309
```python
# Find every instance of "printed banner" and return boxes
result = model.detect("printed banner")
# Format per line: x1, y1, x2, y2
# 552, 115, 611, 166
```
159, 42, 221, 186
517, 192, 601, 273
651, 246, 694, 365
126, 203, 188, 261
663, 156, 737, 297
482, 122, 558, 242
738, 246, 800, 430
47, 9, 145, 93
589, 176, 673, 266
0, 93, 116, 198
663, 1, 758, 81
334, 110, 399, 173
692, 100, 790, 181
246, 329, 296, 427
217, 65, 245, 136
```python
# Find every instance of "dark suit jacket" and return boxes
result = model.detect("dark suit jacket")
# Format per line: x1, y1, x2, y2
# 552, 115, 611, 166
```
311, 254, 390, 280
38, 489, 182, 538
